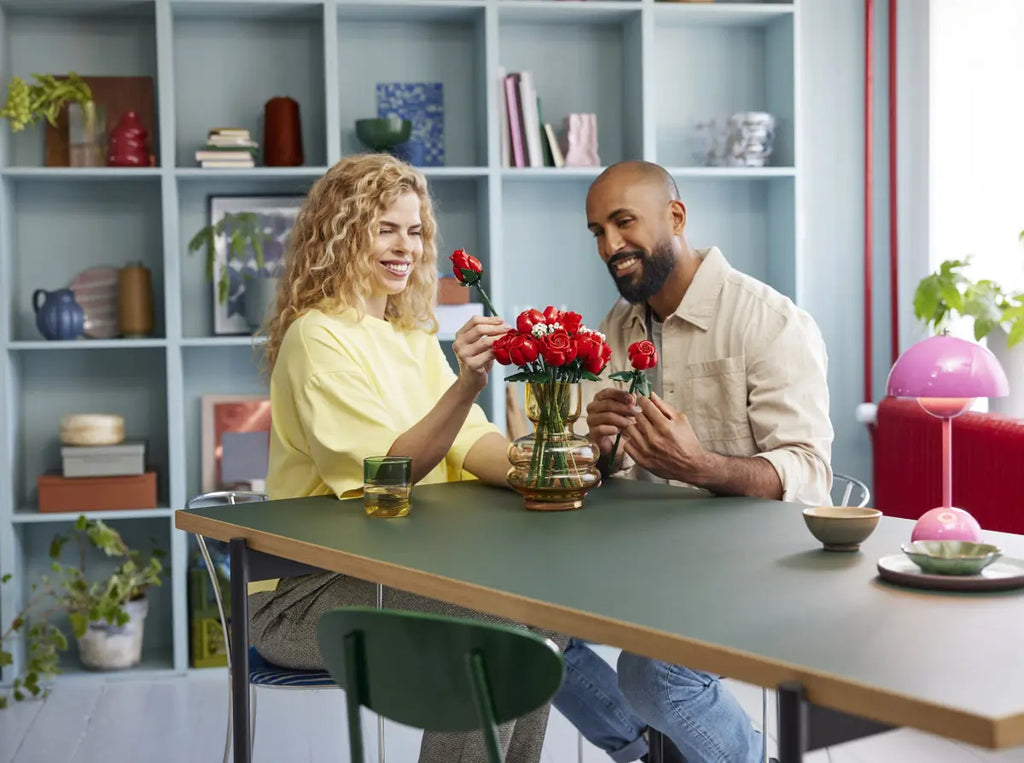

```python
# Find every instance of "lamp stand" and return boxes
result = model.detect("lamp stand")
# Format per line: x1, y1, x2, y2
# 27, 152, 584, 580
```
941, 416, 952, 508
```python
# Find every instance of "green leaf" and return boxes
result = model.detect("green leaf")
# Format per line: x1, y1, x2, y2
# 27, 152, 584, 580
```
1, 573, 10, 584
0, 650, 12, 667
504, 371, 549, 383
456, 267, 480, 285
68, 612, 88, 639
1008, 319, 1024, 348
973, 317, 994, 341
609, 371, 634, 382
580, 371, 602, 382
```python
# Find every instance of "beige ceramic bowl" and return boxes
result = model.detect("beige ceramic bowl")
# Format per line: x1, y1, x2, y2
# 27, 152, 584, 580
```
803, 506, 883, 551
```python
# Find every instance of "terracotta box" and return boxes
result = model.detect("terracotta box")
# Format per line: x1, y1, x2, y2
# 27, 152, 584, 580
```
438, 278, 470, 305
37, 471, 158, 513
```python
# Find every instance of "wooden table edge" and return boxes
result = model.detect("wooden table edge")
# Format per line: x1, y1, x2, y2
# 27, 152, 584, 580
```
175, 509, 1024, 750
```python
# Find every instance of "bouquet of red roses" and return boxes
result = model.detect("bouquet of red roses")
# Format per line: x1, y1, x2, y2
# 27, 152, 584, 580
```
492, 305, 612, 383
496, 306, 612, 507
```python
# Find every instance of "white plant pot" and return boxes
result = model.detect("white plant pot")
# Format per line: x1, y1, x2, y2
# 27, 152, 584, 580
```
76, 597, 148, 671
987, 326, 1024, 419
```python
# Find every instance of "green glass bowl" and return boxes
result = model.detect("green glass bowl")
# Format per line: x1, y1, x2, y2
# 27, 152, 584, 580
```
901, 540, 1002, 576
355, 117, 412, 152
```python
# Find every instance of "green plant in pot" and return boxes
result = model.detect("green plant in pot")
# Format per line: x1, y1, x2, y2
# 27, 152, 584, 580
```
0, 516, 165, 707
188, 212, 274, 310
0, 72, 93, 132
913, 255, 1024, 348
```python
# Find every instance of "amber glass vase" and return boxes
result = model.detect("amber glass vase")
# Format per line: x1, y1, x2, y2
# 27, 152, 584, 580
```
506, 381, 601, 510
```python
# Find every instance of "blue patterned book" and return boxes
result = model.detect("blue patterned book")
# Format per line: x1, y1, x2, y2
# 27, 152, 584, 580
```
376, 82, 444, 166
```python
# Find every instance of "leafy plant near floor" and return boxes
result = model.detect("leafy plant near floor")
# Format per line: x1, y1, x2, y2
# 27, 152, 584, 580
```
0, 516, 165, 709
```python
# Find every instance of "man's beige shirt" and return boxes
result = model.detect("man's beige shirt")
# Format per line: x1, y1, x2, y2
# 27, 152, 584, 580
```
582, 246, 834, 506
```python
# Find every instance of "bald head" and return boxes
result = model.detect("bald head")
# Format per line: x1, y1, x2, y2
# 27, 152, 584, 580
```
589, 160, 680, 204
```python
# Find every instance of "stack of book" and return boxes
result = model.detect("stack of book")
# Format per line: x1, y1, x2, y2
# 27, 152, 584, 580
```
499, 68, 565, 169
194, 127, 258, 168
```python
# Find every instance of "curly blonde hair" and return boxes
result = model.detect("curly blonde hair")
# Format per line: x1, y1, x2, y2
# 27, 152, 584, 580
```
261, 153, 439, 372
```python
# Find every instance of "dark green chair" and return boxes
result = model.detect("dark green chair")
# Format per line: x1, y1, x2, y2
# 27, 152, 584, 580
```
316, 606, 565, 763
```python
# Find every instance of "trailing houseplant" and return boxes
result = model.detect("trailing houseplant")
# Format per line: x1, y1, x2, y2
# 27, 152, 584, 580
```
188, 212, 273, 307
0, 516, 165, 708
912, 254, 1024, 348
0, 72, 93, 132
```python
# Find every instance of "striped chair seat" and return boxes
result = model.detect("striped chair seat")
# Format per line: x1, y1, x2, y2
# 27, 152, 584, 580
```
248, 645, 337, 688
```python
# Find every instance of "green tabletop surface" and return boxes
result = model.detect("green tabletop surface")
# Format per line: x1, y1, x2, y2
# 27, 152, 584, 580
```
176, 478, 1024, 748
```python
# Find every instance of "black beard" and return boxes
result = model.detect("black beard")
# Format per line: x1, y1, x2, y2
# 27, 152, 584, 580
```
607, 241, 676, 304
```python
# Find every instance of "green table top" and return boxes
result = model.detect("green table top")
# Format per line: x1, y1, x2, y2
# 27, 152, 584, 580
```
176, 478, 1024, 748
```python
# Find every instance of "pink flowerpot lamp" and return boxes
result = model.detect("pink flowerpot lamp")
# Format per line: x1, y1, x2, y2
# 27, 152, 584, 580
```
886, 332, 1009, 541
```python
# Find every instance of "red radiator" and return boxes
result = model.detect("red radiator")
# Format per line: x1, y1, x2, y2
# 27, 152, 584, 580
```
872, 398, 1024, 535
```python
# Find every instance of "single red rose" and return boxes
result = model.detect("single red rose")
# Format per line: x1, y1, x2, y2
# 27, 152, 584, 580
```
543, 305, 562, 325
559, 311, 583, 335
491, 330, 517, 365
450, 249, 483, 284
508, 334, 540, 366
516, 308, 546, 335
576, 333, 609, 375
541, 329, 577, 367
628, 340, 658, 370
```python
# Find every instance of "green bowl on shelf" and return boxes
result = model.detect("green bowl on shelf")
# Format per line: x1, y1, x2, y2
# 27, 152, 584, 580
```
355, 117, 412, 153
901, 540, 1002, 576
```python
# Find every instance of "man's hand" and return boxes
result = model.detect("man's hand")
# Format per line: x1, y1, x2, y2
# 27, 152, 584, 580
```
622, 393, 710, 483
585, 387, 640, 471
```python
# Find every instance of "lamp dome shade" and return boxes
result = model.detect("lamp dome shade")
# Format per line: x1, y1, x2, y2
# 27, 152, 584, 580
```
886, 334, 1009, 399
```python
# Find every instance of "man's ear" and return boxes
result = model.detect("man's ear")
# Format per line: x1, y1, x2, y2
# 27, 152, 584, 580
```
669, 199, 687, 235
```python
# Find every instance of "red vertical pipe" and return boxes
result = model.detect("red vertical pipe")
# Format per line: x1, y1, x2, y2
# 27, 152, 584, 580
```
864, 0, 875, 404
888, 0, 900, 363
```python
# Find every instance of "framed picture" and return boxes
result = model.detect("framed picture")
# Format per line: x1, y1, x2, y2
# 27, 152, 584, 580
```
200, 394, 272, 493
209, 195, 303, 335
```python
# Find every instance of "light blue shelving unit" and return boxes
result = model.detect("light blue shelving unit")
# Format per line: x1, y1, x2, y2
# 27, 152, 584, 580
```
0, 0, 798, 680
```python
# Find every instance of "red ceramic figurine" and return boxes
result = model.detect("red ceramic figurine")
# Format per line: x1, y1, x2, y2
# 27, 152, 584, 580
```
107, 111, 149, 167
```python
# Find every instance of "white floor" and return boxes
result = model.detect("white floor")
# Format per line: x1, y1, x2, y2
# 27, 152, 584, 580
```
2, 665, 1023, 762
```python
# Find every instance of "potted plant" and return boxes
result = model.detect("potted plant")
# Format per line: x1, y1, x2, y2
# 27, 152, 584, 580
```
913, 253, 1024, 416
188, 212, 278, 330
0, 72, 93, 133
0, 516, 165, 707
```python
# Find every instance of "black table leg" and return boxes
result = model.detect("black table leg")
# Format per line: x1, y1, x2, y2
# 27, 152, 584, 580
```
230, 538, 251, 763
777, 682, 807, 763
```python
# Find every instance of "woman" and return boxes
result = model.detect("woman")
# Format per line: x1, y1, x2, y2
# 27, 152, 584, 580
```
251, 153, 559, 762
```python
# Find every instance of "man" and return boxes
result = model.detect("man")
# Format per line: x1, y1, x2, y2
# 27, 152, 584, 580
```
554, 160, 833, 763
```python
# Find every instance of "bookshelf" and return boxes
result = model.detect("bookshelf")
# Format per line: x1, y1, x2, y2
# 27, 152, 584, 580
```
0, 0, 799, 683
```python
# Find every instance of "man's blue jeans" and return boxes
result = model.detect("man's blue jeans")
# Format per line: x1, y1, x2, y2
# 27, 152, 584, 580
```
555, 639, 763, 763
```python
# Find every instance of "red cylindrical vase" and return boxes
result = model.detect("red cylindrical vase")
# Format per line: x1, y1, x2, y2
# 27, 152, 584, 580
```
263, 96, 304, 166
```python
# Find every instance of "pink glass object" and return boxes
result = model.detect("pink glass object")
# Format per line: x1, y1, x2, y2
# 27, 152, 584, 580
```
886, 333, 1008, 530
911, 506, 983, 542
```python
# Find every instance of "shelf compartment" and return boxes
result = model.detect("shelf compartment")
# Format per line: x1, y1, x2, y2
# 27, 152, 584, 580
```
337, 9, 487, 167
7, 179, 165, 342
177, 176, 319, 339
671, 174, 796, 299
653, 2, 794, 28
500, 177, 619, 331
1, 2, 159, 168
10, 347, 170, 511
180, 336, 265, 347
498, 1, 641, 24
172, 5, 327, 168
498, 11, 643, 168
181, 344, 268, 500
653, 12, 794, 167
14, 516, 174, 677
337, 1, 486, 23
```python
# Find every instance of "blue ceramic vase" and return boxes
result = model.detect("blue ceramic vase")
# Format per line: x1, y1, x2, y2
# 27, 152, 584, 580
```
33, 288, 85, 341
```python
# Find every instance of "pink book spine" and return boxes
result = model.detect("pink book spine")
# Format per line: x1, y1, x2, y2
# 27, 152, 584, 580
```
504, 75, 525, 168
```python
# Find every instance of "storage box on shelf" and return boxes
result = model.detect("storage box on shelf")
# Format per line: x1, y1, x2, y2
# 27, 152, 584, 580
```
0, 0, 799, 684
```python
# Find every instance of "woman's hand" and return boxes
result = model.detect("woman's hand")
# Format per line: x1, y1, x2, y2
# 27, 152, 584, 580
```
452, 315, 513, 395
